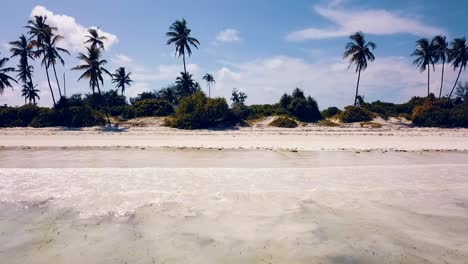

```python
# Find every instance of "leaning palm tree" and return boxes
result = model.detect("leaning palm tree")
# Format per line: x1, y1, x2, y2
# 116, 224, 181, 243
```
166, 19, 200, 75
343, 32, 376, 106
202, 73, 215, 98
10, 35, 35, 84
412, 38, 436, 96
22, 81, 40, 104
431, 36, 449, 98
26, 15, 59, 105
85, 28, 107, 50
448, 37, 468, 99
0, 54, 18, 94
37, 33, 70, 99
112, 67, 133, 95
72, 46, 112, 125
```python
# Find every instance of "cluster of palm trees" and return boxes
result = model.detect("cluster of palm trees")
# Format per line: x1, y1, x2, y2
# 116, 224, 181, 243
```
344, 32, 467, 106
412, 36, 467, 99
0, 16, 134, 107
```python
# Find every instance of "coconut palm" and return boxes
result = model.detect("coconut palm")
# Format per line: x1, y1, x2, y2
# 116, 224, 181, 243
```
85, 28, 107, 50
21, 81, 40, 104
202, 73, 215, 98
431, 36, 449, 98
166, 19, 200, 75
36, 33, 70, 99
26, 15, 59, 105
412, 38, 436, 96
9, 35, 35, 84
448, 37, 468, 99
72, 46, 112, 125
0, 54, 17, 94
343, 32, 376, 106
112, 67, 133, 95
175, 71, 198, 97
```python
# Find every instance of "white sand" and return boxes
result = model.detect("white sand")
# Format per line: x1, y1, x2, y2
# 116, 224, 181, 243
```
1, 126, 468, 263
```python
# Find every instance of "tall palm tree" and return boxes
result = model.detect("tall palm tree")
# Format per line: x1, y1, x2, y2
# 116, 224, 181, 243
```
22, 81, 40, 104
0, 54, 17, 94
202, 73, 215, 98
37, 33, 70, 99
412, 38, 436, 96
85, 28, 107, 50
166, 19, 200, 75
448, 37, 468, 99
9, 35, 35, 84
112, 67, 133, 95
26, 15, 58, 105
432, 36, 449, 98
72, 46, 112, 125
343, 32, 376, 106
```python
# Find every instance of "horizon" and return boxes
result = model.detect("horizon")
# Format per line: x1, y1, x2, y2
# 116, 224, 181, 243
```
0, 0, 467, 109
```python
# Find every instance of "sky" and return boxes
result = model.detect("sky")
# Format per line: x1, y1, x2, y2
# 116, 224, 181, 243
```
0, 0, 466, 109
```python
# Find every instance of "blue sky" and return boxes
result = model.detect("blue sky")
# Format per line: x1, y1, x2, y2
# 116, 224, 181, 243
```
0, 0, 466, 108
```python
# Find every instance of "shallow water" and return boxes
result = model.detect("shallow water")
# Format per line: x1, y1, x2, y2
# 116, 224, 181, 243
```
1, 149, 468, 264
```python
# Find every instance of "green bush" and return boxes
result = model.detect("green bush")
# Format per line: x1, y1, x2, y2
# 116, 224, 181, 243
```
339, 106, 374, 123
133, 99, 174, 117
321, 107, 341, 118
269, 116, 298, 128
17, 105, 41, 126
412, 98, 468, 127
166, 91, 230, 129
246, 104, 284, 120
30, 108, 59, 128
0, 107, 19, 127
279, 88, 322, 122
30, 107, 105, 128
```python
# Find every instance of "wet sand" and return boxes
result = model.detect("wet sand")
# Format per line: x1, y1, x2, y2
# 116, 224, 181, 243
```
1, 147, 468, 264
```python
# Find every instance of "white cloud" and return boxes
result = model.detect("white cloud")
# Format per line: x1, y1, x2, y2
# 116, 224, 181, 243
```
216, 29, 242, 43
112, 54, 134, 65
287, 4, 446, 41
31, 6, 118, 52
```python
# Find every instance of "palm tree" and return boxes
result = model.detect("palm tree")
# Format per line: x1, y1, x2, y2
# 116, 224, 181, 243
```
9, 35, 35, 84
412, 38, 436, 96
166, 19, 200, 75
202, 73, 215, 98
72, 46, 112, 125
0, 54, 18, 94
175, 71, 197, 97
112, 67, 133, 95
37, 33, 70, 99
343, 32, 376, 106
26, 15, 58, 105
85, 28, 107, 50
22, 81, 40, 104
432, 36, 449, 98
448, 37, 468, 99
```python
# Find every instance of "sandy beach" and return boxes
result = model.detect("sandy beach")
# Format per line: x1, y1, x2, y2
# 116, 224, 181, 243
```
1, 125, 468, 264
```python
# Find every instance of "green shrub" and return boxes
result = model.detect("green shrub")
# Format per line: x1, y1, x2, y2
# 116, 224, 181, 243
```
246, 104, 284, 120
30, 109, 59, 128
166, 91, 230, 129
62, 107, 106, 127
318, 119, 340, 127
279, 88, 322, 122
412, 98, 468, 127
133, 99, 174, 117
0, 107, 19, 127
339, 106, 374, 123
321, 107, 341, 118
269, 116, 298, 128
17, 105, 41, 126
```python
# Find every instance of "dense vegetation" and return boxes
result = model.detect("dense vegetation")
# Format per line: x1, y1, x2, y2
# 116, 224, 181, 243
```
0, 16, 467, 128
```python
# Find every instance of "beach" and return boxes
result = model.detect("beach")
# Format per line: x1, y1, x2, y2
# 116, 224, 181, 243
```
1, 125, 468, 264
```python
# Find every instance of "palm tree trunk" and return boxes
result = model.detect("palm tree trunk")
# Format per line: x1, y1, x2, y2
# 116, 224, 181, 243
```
427, 67, 430, 96
354, 69, 361, 106
208, 83, 211, 98
45, 66, 56, 106
52, 63, 62, 98
439, 60, 445, 98
182, 53, 187, 75
449, 67, 463, 99
97, 83, 111, 126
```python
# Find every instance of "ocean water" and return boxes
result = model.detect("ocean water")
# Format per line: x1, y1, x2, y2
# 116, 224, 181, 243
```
0, 149, 467, 263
